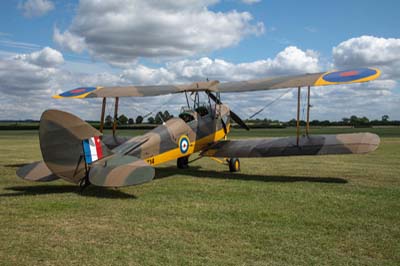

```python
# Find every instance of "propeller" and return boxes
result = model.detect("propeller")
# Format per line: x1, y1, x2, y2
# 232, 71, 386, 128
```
206, 91, 250, 131
230, 110, 250, 131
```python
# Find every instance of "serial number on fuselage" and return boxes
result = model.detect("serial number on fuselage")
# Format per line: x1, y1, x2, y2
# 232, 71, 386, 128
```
146, 158, 155, 165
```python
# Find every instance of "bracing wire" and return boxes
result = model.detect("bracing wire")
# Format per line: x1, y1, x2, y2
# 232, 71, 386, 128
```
248, 88, 292, 119
130, 93, 175, 120
106, 98, 114, 117
129, 98, 153, 118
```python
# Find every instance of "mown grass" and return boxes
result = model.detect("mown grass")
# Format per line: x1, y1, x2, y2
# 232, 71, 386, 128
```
0, 128, 399, 266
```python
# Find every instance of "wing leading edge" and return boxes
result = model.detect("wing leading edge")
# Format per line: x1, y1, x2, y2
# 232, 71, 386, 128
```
53, 68, 380, 99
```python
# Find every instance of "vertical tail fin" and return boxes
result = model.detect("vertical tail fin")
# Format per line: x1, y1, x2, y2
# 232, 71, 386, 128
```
39, 109, 111, 183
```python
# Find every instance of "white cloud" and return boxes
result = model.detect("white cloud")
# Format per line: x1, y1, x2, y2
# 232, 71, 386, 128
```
333, 36, 400, 66
53, 27, 86, 53
0, 59, 54, 96
121, 65, 176, 85
333, 36, 400, 79
14, 47, 64, 68
1, 41, 399, 121
0, 45, 321, 120
54, 0, 264, 65
18, 0, 54, 18
119, 46, 321, 84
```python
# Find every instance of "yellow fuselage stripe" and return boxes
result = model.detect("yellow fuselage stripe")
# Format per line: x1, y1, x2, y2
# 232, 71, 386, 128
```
144, 125, 229, 166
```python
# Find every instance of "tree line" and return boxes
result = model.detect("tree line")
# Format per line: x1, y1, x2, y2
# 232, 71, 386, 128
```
105, 110, 174, 126
244, 115, 399, 128
106, 111, 398, 128
1, 113, 399, 131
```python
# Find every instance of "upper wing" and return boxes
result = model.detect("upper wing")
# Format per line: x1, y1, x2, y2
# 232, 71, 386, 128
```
53, 80, 220, 99
217, 68, 380, 93
201, 133, 380, 158
53, 68, 380, 99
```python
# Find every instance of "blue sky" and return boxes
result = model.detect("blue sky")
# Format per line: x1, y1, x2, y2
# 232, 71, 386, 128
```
211, 0, 400, 61
0, 0, 399, 121
2, 1, 399, 62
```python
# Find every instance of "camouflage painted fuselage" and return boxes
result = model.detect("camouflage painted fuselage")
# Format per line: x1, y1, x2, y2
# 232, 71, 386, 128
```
112, 104, 231, 166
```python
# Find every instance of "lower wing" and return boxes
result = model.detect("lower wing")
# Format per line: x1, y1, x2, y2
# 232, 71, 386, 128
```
201, 133, 380, 158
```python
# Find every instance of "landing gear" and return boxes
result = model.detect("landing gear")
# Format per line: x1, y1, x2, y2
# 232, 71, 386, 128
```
177, 156, 189, 169
79, 157, 91, 192
228, 158, 240, 172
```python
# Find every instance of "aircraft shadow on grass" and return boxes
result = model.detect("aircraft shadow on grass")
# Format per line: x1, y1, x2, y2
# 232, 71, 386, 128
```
0, 184, 136, 199
154, 166, 348, 184
3, 163, 30, 168
1, 164, 346, 199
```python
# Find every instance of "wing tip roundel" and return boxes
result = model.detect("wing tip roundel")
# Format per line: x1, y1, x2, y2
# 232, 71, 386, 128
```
52, 86, 101, 99
314, 67, 381, 87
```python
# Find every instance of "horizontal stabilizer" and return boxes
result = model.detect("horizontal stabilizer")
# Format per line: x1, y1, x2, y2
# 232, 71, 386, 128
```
89, 154, 155, 187
16, 161, 60, 182
201, 133, 380, 158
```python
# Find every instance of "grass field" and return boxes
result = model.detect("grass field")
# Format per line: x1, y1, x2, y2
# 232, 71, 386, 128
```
0, 128, 399, 265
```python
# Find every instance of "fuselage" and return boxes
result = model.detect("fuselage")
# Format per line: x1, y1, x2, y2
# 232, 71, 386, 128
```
112, 103, 231, 166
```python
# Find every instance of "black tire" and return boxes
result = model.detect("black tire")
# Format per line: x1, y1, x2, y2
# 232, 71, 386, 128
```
229, 158, 240, 172
177, 156, 189, 169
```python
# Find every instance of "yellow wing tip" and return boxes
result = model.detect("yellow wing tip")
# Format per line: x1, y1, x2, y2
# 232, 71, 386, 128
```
371, 67, 381, 80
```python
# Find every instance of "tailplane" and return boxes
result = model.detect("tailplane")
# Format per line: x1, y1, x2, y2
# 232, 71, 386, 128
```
89, 154, 155, 187
16, 161, 60, 182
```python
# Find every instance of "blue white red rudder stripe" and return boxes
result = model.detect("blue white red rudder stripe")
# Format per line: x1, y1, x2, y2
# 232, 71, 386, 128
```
82, 136, 103, 163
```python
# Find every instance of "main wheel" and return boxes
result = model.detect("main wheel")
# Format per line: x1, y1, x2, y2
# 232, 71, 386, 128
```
177, 156, 189, 169
228, 158, 240, 172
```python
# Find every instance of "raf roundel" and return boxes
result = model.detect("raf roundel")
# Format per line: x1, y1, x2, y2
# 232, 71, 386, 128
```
321, 68, 378, 83
59, 87, 97, 98
179, 135, 190, 154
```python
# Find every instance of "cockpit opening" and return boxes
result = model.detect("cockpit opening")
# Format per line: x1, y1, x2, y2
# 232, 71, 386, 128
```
179, 112, 195, 123
195, 106, 209, 117
179, 103, 212, 123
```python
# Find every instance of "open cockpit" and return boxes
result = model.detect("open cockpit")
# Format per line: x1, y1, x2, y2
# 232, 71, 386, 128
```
178, 103, 213, 124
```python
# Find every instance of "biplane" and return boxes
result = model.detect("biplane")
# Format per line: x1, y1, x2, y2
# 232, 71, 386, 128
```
17, 68, 381, 189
